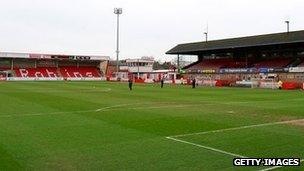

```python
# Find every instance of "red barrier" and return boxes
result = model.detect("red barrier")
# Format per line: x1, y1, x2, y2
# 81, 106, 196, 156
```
134, 79, 145, 83
187, 79, 191, 85
282, 82, 298, 90
215, 80, 223, 87
215, 80, 233, 87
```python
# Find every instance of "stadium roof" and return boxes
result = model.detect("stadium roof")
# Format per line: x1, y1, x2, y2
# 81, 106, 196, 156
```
166, 30, 304, 55
0, 52, 110, 61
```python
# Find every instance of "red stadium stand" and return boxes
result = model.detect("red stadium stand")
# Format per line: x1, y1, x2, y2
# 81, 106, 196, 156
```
0, 52, 108, 80
14, 67, 59, 78
253, 58, 291, 68
185, 58, 247, 70
14, 67, 101, 78
59, 67, 101, 78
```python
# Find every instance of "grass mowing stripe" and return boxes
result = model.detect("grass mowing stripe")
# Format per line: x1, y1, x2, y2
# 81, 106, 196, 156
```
166, 137, 248, 158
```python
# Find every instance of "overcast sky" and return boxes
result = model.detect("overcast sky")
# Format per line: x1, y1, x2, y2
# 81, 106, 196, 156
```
0, 0, 303, 61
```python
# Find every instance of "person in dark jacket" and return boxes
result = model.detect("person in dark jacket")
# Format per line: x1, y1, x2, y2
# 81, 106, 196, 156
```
160, 77, 164, 88
192, 78, 196, 89
128, 78, 133, 91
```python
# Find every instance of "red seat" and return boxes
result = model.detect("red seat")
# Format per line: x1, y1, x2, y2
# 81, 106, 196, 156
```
59, 67, 101, 78
186, 59, 246, 70
254, 58, 291, 68
14, 67, 59, 78
14, 67, 101, 78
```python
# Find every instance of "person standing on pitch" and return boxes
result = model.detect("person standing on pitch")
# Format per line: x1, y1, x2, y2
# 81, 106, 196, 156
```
128, 78, 133, 91
160, 77, 164, 88
192, 78, 196, 89
278, 80, 283, 90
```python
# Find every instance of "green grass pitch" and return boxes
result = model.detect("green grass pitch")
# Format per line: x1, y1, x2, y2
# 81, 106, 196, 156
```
0, 81, 303, 171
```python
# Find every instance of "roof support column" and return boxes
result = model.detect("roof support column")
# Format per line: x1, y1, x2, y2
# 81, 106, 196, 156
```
11, 59, 14, 70
177, 54, 180, 73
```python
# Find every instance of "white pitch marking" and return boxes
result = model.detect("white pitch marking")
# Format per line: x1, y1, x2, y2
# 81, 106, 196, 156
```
258, 159, 304, 171
0, 102, 191, 118
166, 137, 248, 158
0, 103, 141, 118
95, 103, 136, 112
128, 104, 197, 110
170, 118, 304, 138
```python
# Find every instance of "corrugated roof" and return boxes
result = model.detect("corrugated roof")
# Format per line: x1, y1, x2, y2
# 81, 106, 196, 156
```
166, 30, 304, 55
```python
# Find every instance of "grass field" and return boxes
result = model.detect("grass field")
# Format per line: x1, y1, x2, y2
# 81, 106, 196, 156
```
0, 81, 303, 171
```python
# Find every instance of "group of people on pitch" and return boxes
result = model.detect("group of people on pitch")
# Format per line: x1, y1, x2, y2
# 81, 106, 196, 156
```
128, 77, 197, 90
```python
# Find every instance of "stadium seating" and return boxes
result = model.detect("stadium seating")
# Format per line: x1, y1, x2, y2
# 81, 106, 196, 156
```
186, 58, 247, 70
14, 67, 59, 78
13, 67, 101, 78
298, 61, 304, 67
253, 58, 291, 68
59, 67, 101, 78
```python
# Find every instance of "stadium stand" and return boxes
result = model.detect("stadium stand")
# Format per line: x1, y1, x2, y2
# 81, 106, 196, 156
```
0, 59, 11, 69
14, 59, 36, 68
36, 60, 57, 68
0, 52, 110, 81
167, 30, 304, 87
185, 58, 247, 70
253, 58, 292, 68
298, 61, 304, 67
13, 67, 102, 78
59, 67, 101, 78
14, 68, 59, 78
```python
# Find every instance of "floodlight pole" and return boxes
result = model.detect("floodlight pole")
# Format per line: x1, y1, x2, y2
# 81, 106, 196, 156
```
204, 32, 208, 43
114, 8, 122, 78
285, 20, 290, 33
204, 23, 209, 42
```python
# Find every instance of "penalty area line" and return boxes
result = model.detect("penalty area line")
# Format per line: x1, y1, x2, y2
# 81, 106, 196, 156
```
166, 136, 248, 158
0, 102, 190, 118
0, 103, 142, 118
170, 118, 304, 138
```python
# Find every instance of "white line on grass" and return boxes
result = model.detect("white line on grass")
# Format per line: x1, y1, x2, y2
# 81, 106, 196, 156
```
166, 119, 304, 170
95, 103, 137, 112
0, 103, 140, 118
258, 159, 304, 171
166, 136, 248, 158
94, 102, 190, 112
170, 118, 304, 138
127, 104, 198, 110
0, 102, 199, 118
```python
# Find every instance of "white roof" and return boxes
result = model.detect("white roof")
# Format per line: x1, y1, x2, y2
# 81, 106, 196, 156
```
0, 52, 110, 61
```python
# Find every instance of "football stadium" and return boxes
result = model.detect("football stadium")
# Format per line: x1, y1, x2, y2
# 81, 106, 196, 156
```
0, 30, 303, 171
0, 0, 304, 170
